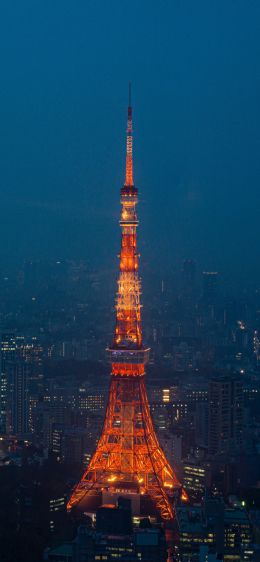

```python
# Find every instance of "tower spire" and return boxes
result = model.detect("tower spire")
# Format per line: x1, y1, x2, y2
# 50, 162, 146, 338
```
125, 82, 134, 186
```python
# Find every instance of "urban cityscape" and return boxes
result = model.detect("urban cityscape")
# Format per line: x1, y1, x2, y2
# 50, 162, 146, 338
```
0, 2, 260, 562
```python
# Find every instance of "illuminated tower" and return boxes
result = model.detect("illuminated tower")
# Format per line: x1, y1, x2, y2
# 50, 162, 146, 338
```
68, 87, 186, 520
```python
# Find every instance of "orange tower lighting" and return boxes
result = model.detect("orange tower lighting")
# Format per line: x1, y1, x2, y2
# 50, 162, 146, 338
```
67, 87, 187, 520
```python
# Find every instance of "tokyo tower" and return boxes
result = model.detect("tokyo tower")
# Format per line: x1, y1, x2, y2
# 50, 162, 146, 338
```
67, 87, 186, 520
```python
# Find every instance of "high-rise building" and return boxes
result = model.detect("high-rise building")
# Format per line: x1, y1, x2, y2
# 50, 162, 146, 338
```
182, 458, 207, 500
6, 360, 30, 437
182, 259, 197, 303
178, 500, 253, 562
224, 508, 253, 560
67, 90, 187, 520
195, 402, 209, 448
0, 332, 17, 434
51, 425, 92, 465
202, 272, 218, 305
0, 333, 44, 436
208, 377, 244, 455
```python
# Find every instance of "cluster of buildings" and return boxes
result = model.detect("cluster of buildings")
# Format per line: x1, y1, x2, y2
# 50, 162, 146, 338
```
0, 259, 260, 560
0, 332, 106, 470
45, 499, 169, 562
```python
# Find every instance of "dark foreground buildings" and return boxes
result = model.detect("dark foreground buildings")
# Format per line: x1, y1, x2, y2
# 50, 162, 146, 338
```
45, 500, 168, 562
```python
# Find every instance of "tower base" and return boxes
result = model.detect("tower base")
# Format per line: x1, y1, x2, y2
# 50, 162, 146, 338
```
69, 486, 163, 520
67, 375, 186, 520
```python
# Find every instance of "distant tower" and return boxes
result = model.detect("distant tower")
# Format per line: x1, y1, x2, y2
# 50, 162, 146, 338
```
202, 271, 218, 305
67, 88, 187, 520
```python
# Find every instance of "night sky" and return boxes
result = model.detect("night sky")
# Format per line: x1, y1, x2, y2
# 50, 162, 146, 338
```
0, 1, 260, 284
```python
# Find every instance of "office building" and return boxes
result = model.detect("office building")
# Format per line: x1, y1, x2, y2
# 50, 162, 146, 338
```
208, 377, 244, 455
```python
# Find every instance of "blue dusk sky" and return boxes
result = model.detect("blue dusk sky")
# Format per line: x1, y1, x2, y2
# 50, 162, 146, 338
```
0, 1, 259, 284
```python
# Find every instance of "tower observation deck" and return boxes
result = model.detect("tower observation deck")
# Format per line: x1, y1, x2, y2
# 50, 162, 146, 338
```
67, 87, 187, 520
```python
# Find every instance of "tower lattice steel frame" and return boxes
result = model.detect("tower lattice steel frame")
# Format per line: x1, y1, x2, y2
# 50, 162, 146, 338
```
67, 87, 187, 520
